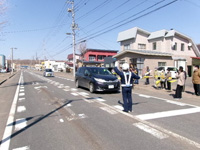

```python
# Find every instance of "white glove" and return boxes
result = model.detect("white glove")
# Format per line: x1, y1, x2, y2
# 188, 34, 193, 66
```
139, 76, 142, 79
115, 61, 119, 67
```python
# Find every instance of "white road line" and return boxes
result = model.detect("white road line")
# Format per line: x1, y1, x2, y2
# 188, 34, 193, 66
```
113, 105, 124, 111
60, 119, 64, 123
65, 86, 70, 88
139, 94, 151, 98
20, 87, 24, 89
18, 98, 25, 102
17, 106, 26, 113
13, 146, 30, 150
20, 89, 24, 92
134, 122, 169, 139
14, 118, 27, 131
63, 89, 69, 92
19, 93, 25, 96
95, 98, 106, 102
71, 88, 77, 91
87, 98, 200, 149
0, 73, 22, 150
78, 114, 87, 119
78, 92, 89, 97
71, 93, 79, 96
136, 107, 200, 121
166, 100, 186, 106
100, 107, 118, 115
134, 92, 199, 108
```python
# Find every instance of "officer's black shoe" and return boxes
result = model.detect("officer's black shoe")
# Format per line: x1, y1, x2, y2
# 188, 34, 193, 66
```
129, 110, 133, 112
122, 110, 128, 113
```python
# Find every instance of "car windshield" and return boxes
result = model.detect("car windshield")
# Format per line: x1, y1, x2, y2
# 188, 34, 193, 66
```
167, 67, 177, 71
89, 68, 112, 75
157, 67, 164, 71
45, 69, 52, 72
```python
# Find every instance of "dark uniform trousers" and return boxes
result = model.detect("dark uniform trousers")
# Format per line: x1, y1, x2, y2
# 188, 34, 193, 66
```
122, 87, 132, 111
193, 84, 200, 96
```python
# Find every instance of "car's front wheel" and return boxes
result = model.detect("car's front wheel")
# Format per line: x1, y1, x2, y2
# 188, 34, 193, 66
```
89, 83, 94, 93
75, 80, 80, 88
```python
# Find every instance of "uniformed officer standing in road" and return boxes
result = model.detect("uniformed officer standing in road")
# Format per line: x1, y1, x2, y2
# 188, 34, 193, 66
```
114, 62, 140, 113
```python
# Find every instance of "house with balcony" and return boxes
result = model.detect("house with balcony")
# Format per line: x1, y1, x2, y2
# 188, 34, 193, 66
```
114, 27, 200, 76
81, 48, 118, 67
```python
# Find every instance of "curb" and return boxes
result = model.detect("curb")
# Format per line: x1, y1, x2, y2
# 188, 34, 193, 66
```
0, 73, 16, 85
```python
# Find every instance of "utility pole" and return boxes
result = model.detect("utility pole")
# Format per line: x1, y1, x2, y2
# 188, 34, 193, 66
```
67, 0, 78, 77
11, 48, 17, 74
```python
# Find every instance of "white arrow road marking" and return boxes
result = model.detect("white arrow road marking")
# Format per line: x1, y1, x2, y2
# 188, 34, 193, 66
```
134, 122, 169, 139
136, 107, 200, 121
71, 93, 79, 96
13, 146, 30, 150
17, 106, 26, 113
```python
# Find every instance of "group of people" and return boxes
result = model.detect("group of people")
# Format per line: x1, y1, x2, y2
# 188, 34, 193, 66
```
114, 62, 200, 113
153, 68, 173, 90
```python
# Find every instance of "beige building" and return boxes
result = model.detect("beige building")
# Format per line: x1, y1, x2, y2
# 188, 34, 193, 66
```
114, 27, 200, 76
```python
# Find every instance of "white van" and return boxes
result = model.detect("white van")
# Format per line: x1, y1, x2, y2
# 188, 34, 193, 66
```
157, 66, 178, 79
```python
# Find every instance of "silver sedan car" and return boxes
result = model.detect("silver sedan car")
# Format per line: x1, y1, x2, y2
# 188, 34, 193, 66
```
43, 69, 54, 77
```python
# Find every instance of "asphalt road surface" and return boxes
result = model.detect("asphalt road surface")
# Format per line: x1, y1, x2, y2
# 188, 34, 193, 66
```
0, 70, 200, 150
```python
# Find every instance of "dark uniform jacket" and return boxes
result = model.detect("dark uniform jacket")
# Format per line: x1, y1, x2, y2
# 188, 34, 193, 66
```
114, 67, 140, 87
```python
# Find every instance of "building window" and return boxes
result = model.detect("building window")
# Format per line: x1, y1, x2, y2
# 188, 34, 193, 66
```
97, 55, 106, 61
158, 62, 166, 67
181, 43, 184, 51
89, 55, 96, 61
124, 44, 130, 50
138, 44, 146, 49
153, 42, 157, 50
172, 42, 177, 50
188, 46, 191, 51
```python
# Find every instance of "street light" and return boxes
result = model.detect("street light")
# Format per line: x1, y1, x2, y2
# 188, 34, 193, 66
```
11, 48, 17, 74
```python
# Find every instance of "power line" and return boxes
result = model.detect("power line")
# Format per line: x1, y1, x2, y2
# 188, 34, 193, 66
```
78, 0, 167, 42
81, 0, 131, 30
77, 0, 178, 42
76, 0, 112, 21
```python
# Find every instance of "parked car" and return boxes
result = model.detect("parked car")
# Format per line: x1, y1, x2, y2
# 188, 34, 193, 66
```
43, 69, 54, 77
75, 67, 120, 93
157, 66, 178, 78
0, 69, 7, 73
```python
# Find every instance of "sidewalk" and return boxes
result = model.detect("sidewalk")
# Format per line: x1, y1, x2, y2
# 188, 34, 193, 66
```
0, 72, 16, 85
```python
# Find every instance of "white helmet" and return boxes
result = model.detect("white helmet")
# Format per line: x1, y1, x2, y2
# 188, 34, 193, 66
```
122, 63, 129, 70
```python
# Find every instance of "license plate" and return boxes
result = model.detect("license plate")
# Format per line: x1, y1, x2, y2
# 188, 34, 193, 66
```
108, 85, 114, 89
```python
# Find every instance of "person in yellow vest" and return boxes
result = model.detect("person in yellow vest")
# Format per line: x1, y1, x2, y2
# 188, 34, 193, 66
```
160, 70, 166, 89
154, 67, 159, 88
165, 68, 172, 91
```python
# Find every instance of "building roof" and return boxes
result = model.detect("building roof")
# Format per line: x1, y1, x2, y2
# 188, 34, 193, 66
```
191, 57, 200, 60
197, 44, 200, 51
117, 27, 150, 42
113, 49, 172, 58
86, 48, 118, 52
147, 30, 167, 40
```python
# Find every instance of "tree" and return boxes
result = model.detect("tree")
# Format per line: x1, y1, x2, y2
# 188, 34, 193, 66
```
78, 41, 87, 58
0, 0, 7, 30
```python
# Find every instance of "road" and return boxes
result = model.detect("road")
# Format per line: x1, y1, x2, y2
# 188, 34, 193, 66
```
0, 70, 200, 150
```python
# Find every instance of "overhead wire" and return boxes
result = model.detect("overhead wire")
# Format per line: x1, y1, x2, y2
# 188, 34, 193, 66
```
78, 0, 178, 42
77, 0, 167, 42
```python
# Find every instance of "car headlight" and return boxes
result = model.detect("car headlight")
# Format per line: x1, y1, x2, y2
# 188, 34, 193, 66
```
94, 78, 106, 83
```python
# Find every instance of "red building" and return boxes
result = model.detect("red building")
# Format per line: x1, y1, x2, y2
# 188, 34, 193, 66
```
83, 48, 118, 62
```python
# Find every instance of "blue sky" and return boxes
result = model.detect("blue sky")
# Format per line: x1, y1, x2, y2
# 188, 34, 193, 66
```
0, 0, 200, 60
